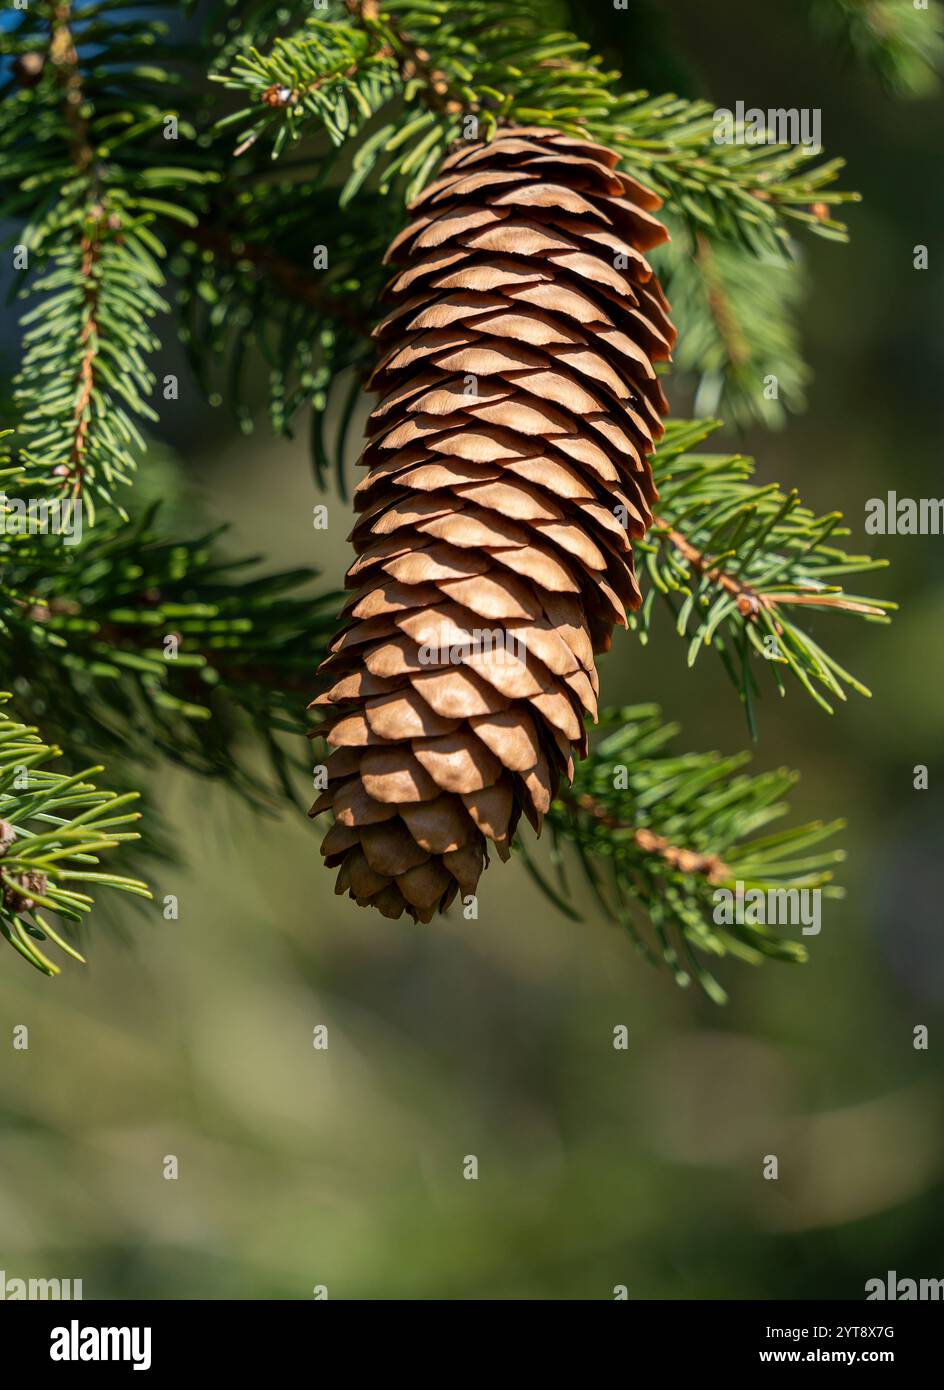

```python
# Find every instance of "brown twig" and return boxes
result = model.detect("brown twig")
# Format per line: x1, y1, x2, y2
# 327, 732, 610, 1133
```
48, 2, 109, 499
694, 232, 751, 369
654, 518, 771, 620
187, 221, 374, 339
568, 790, 730, 884
653, 519, 886, 622
62, 226, 102, 497
49, 3, 94, 173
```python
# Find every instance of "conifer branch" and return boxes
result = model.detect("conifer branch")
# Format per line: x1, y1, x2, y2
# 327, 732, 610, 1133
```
0, 501, 337, 805
3, 1, 216, 520
0, 3, 903, 984
186, 220, 374, 338
693, 234, 751, 371
636, 421, 894, 724
40, 2, 106, 499
344, 0, 467, 115
214, 1, 857, 244
207, 2, 857, 433
654, 228, 809, 428
566, 790, 731, 884
171, 184, 387, 486
524, 705, 845, 1003
0, 695, 150, 976
49, 1, 94, 173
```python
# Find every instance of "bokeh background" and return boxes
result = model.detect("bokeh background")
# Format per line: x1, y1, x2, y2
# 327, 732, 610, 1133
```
2, 0, 943, 1299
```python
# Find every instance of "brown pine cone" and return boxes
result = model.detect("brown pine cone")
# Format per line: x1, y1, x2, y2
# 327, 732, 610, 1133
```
310, 125, 675, 922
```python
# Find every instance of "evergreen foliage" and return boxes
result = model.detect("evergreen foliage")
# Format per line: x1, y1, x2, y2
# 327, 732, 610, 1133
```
0, 693, 149, 975
2, 0, 929, 990
526, 704, 844, 1004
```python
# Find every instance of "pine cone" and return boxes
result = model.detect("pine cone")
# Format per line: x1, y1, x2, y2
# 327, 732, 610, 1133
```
310, 126, 675, 922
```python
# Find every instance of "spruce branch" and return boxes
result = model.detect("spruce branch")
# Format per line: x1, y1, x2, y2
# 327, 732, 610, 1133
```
654, 227, 809, 429
0, 2, 900, 985
521, 704, 845, 1003
636, 420, 893, 726
3, 0, 216, 520
343, 0, 467, 116
808, 0, 944, 96
0, 502, 338, 806
214, 8, 401, 161
48, 0, 95, 174
185, 220, 374, 339
568, 791, 731, 884
27, 1, 107, 502
204, 2, 858, 437
214, 1, 857, 246
0, 694, 150, 976
172, 184, 387, 489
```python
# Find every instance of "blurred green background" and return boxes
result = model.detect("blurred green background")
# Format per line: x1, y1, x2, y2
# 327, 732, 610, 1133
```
2, 0, 943, 1299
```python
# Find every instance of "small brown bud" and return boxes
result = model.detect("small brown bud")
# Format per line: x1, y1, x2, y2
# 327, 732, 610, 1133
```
3, 870, 48, 915
262, 84, 295, 108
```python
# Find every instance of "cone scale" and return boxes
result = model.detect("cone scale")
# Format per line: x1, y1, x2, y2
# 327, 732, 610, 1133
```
310, 126, 676, 921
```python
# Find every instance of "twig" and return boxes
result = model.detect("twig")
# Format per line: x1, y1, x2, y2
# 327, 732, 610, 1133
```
565, 789, 731, 884
48, 2, 109, 498
187, 221, 374, 339
654, 520, 886, 621
344, 0, 468, 115
49, 2, 93, 173
694, 233, 751, 368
